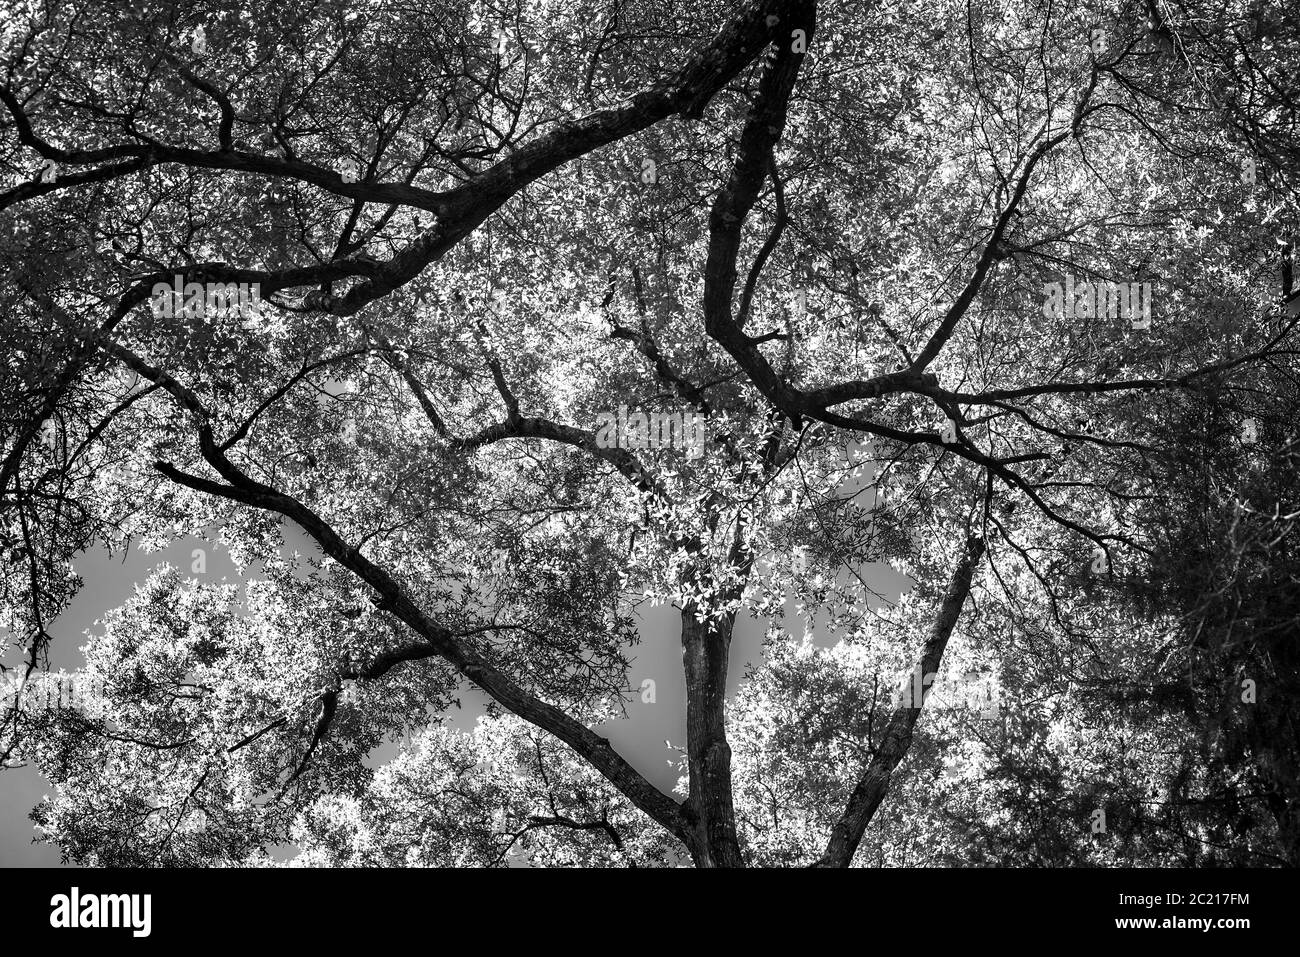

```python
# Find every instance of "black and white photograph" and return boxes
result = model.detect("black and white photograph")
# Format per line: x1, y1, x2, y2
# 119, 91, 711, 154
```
0, 0, 1294, 938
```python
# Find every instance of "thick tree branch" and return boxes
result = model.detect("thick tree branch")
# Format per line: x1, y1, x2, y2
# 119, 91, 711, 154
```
100, 342, 689, 838
814, 533, 986, 867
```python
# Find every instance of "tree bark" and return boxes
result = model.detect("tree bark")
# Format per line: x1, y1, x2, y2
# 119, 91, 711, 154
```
814, 534, 986, 867
681, 608, 744, 867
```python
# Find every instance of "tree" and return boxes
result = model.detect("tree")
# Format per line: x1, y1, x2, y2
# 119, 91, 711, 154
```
2, 0, 1297, 866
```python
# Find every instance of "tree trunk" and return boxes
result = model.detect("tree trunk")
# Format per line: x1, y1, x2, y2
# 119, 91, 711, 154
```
681, 608, 744, 867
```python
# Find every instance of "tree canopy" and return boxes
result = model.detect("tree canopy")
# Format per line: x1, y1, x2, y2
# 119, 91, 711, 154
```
2, 0, 1298, 867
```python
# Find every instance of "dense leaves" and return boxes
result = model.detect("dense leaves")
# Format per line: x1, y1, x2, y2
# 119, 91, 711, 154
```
2, 0, 1297, 865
